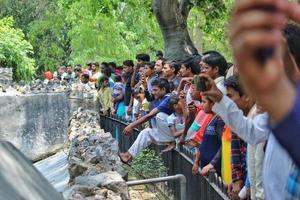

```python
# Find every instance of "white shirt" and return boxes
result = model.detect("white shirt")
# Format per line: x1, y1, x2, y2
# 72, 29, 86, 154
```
214, 76, 226, 94
212, 96, 293, 200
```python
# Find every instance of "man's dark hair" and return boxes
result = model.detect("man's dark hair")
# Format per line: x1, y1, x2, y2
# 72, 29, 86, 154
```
123, 60, 134, 67
157, 78, 170, 93
116, 65, 123, 69
181, 56, 201, 75
75, 64, 82, 68
151, 79, 160, 87
82, 73, 89, 79
224, 75, 244, 97
136, 53, 150, 62
67, 64, 72, 68
157, 57, 166, 62
145, 61, 156, 69
94, 62, 100, 67
156, 50, 164, 58
283, 23, 300, 70
101, 62, 109, 68
202, 51, 227, 76
103, 67, 112, 77
108, 62, 117, 69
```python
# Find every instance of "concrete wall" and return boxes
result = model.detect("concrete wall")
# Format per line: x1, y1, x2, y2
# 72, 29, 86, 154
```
0, 92, 99, 160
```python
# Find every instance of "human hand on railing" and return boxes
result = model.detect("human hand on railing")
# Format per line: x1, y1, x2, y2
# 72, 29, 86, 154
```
178, 135, 186, 145
231, 180, 244, 200
200, 163, 214, 176
123, 125, 134, 135
127, 106, 132, 115
111, 108, 116, 116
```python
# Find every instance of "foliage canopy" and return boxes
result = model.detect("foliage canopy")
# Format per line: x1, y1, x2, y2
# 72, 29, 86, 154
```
0, 17, 36, 81
0, 0, 235, 80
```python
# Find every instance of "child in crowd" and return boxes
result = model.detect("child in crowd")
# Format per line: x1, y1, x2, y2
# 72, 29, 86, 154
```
98, 76, 113, 115
132, 86, 150, 126
184, 82, 209, 147
99, 66, 114, 89
112, 75, 125, 117
165, 95, 185, 151
192, 96, 224, 176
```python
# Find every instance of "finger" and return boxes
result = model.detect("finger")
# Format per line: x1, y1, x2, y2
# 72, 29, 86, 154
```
230, 10, 286, 40
199, 74, 216, 89
201, 91, 218, 97
233, 0, 288, 16
232, 29, 282, 56
199, 74, 214, 84
286, 3, 300, 23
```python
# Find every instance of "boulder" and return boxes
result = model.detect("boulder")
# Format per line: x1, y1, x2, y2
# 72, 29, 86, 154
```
64, 171, 130, 200
67, 109, 129, 200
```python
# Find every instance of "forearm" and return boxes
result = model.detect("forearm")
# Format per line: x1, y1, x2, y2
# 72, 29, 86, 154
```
174, 130, 184, 138
129, 96, 134, 107
129, 109, 158, 129
130, 71, 136, 88
177, 81, 185, 93
210, 148, 221, 167
194, 149, 200, 164
213, 96, 269, 145
169, 126, 177, 137
182, 114, 195, 137
114, 93, 124, 102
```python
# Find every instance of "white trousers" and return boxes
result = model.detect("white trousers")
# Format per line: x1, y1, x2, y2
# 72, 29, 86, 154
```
128, 112, 174, 157
248, 142, 265, 200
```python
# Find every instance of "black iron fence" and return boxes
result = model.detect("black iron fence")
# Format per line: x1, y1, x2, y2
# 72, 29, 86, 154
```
100, 114, 230, 200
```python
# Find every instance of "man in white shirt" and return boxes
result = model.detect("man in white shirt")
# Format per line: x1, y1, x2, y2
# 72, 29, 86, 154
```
201, 74, 293, 200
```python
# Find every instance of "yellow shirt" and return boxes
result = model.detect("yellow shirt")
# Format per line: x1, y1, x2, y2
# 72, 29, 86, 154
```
98, 87, 112, 112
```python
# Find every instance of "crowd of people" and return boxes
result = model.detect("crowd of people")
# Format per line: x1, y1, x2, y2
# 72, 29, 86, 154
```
41, 1, 300, 200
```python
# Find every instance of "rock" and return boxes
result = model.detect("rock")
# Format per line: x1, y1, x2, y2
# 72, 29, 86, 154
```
64, 185, 128, 200
67, 109, 129, 200
74, 171, 129, 197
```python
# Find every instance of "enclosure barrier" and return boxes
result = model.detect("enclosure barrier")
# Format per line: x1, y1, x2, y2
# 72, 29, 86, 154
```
100, 114, 230, 200
127, 174, 186, 200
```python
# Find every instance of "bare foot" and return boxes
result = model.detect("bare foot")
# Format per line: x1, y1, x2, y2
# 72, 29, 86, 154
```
161, 143, 176, 153
118, 152, 132, 163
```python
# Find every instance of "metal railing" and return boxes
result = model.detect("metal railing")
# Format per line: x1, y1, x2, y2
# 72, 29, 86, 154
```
100, 114, 230, 200
127, 174, 187, 200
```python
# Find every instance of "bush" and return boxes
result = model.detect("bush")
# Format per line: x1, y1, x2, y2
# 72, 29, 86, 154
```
131, 148, 167, 178
0, 17, 36, 81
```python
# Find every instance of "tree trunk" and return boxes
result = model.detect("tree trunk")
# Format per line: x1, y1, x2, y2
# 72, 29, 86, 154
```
190, 15, 203, 53
152, 0, 198, 61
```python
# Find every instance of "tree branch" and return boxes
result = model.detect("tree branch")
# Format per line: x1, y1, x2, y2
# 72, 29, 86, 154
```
179, 0, 193, 17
